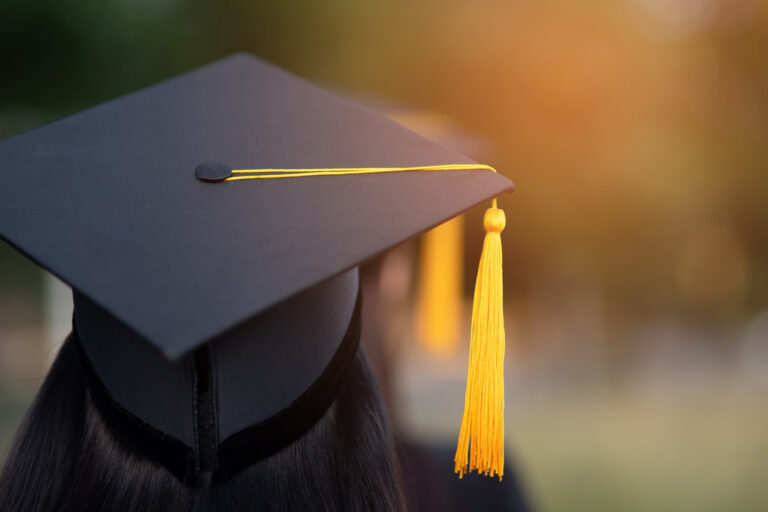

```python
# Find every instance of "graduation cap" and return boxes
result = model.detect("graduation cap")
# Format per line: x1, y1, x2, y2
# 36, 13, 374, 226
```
0, 54, 514, 483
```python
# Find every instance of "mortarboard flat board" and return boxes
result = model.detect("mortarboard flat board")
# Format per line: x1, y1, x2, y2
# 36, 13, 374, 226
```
0, 53, 514, 482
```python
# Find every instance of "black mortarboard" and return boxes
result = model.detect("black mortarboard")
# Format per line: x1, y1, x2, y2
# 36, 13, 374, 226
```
0, 54, 514, 482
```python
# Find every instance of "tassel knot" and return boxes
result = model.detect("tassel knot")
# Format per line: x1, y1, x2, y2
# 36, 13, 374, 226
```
483, 207, 506, 234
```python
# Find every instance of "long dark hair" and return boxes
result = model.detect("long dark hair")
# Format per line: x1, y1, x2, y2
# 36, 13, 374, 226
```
0, 337, 405, 511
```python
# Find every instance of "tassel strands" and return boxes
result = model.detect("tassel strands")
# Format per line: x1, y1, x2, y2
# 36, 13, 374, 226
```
455, 200, 505, 480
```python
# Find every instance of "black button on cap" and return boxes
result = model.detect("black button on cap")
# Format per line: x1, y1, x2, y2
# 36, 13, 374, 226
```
195, 162, 233, 182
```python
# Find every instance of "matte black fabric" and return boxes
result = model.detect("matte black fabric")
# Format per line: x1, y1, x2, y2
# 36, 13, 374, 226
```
216, 288, 363, 480
0, 52, 514, 360
214, 268, 359, 440
74, 292, 196, 446
74, 269, 361, 482
73, 331, 195, 482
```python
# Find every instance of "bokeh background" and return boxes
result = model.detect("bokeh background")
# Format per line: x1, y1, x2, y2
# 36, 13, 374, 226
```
3, 1, 768, 510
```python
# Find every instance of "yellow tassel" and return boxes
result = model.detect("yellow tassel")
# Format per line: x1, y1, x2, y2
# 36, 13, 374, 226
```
454, 200, 505, 480
416, 215, 464, 355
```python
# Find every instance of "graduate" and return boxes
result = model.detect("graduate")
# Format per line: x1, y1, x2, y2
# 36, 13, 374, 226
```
0, 54, 514, 511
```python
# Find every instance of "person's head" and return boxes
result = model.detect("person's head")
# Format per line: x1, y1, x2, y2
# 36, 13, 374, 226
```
0, 342, 405, 511
0, 269, 406, 511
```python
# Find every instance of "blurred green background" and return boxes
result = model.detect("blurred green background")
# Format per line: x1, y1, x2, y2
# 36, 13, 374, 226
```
3, 0, 768, 510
